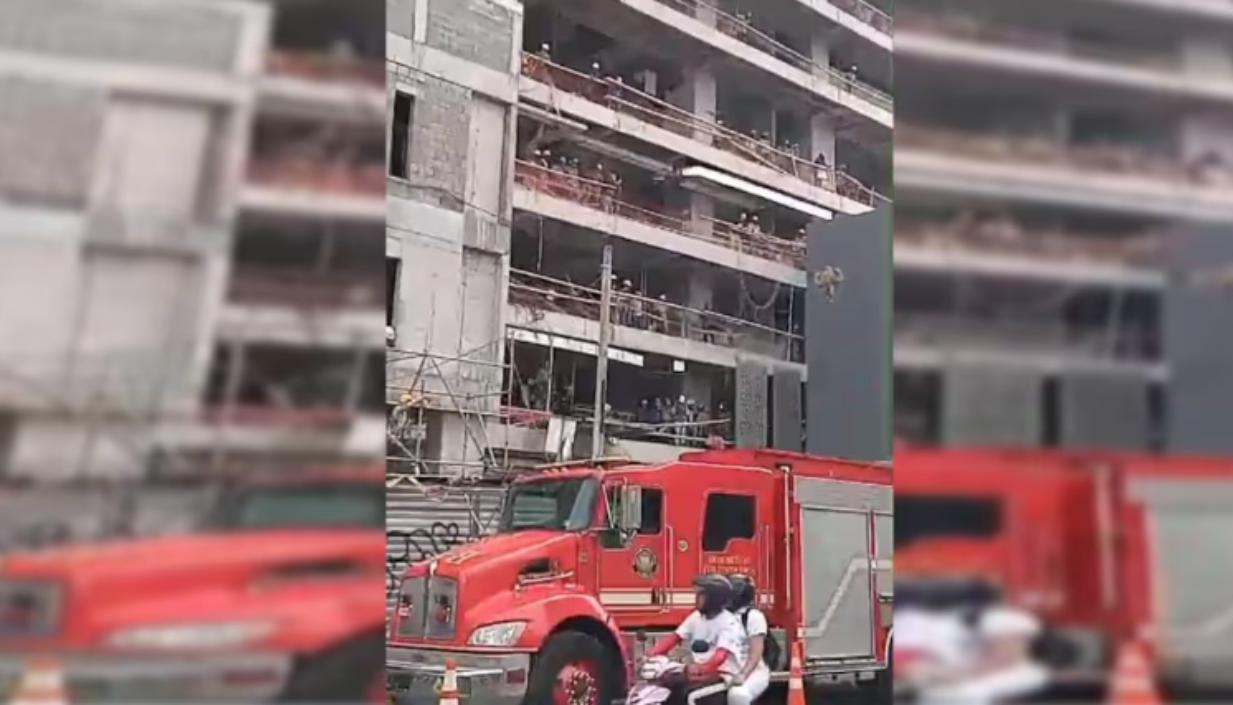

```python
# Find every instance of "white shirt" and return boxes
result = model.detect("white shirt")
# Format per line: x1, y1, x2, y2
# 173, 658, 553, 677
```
736, 607, 772, 677
894, 608, 976, 671
675, 609, 747, 676
978, 607, 1041, 640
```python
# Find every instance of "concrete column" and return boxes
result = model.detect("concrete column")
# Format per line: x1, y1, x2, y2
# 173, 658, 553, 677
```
685, 269, 715, 311
810, 30, 831, 75
667, 65, 718, 142
806, 113, 836, 165
636, 69, 658, 97
1182, 37, 1233, 78
1053, 108, 1071, 145
670, 190, 714, 239
694, 2, 717, 27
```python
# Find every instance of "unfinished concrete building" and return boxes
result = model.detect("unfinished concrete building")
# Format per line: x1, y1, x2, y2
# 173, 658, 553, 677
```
0, 0, 267, 479
201, 0, 387, 470
894, 0, 1233, 449
387, 0, 893, 475
0, 0, 386, 479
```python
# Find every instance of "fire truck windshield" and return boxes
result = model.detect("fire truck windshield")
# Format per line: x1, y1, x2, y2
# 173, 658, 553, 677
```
206, 484, 385, 530
497, 477, 599, 533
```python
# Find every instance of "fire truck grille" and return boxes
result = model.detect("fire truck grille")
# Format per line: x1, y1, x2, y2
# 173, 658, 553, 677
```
397, 576, 426, 639
425, 577, 457, 640
0, 580, 61, 638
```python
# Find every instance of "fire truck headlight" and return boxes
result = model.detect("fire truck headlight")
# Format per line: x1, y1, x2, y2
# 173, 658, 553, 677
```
106, 619, 276, 651
468, 621, 527, 647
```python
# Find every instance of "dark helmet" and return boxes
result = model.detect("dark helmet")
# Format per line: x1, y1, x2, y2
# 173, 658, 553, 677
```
729, 574, 756, 612
692, 573, 733, 618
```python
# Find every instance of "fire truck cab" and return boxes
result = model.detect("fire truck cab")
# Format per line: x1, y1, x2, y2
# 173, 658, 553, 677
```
387, 448, 893, 705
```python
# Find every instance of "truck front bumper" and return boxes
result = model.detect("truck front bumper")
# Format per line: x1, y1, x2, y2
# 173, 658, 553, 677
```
387, 645, 531, 705
0, 650, 292, 702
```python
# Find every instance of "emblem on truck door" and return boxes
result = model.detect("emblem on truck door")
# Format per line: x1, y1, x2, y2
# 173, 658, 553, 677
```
633, 548, 659, 579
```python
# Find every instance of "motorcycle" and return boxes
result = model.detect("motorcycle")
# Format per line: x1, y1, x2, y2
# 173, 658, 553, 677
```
628, 646, 733, 705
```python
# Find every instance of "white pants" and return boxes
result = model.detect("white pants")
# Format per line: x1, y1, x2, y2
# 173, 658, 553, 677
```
917, 663, 1049, 705
726, 666, 770, 705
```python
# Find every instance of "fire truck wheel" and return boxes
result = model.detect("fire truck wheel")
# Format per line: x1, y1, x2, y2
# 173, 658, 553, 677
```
280, 631, 385, 702
526, 631, 619, 705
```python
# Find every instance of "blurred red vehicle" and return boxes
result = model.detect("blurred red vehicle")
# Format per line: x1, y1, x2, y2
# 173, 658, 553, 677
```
895, 448, 1233, 694
0, 466, 386, 703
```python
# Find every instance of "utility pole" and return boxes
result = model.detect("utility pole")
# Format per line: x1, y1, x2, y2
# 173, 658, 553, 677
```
592, 244, 613, 458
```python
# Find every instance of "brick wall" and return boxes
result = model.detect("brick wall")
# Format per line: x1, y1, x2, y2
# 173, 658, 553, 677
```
425, 0, 515, 73
390, 69, 472, 209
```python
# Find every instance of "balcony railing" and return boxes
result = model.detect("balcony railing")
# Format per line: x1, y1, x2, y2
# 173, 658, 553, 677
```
229, 267, 385, 308
520, 56, 885, 206
896, 311, 1159, 362
648, 0, 893, 109
514, 160, 807, 266
509, 268, 803, 362
265, 50, 385, 87
498, 404, 732, 447
247, 155, 386, 196
897, 218, 1164, 269
830, 0, 893, 35
898, 125, 1233, 191
896, 9, 1181, 72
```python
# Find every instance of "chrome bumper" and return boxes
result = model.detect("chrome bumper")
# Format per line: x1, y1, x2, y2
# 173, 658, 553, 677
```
386, 645, 531, 705
0, 650, 292, 702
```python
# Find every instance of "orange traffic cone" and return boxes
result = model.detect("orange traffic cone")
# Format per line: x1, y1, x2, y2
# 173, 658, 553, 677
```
436, 658, 460, 705
1107, 641, 1162, 705
10, 656, 68, 705
787, 641, 807, 705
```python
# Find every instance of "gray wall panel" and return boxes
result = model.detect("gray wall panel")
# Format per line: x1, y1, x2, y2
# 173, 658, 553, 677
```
1058, 371, 1149, 450
805, 205, 892, 462
1167, 223, 1233, 454
941, 364, 1042, 446
735, 358, 768, 448
772, 366, 803, 451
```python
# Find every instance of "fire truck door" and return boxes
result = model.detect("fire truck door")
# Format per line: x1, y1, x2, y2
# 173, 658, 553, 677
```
698, 492, 761, 596
795, 477, 891, 663
597, 484, 668, 613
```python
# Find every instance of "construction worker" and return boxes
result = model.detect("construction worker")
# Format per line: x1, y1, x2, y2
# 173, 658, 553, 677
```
619, 279, 634, 325
652, 293, 671, 333
645, 574, 745, 704
727, 575, 772, 705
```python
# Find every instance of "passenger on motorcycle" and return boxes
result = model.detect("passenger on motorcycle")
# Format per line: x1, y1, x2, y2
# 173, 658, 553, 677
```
726, 574, 771, 705
642, 574, 748, 704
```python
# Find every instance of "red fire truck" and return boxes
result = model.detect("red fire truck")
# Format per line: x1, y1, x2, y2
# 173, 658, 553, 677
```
386, 448, 893, 705
895, 448, 1233, 694
0, 467, 386, 702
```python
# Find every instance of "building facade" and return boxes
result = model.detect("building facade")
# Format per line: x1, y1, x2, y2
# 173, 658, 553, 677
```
386, 0, 894, 475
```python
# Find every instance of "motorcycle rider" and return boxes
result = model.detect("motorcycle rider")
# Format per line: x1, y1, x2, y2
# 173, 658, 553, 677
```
726, 575, 771, 705
645, 574, 746, 703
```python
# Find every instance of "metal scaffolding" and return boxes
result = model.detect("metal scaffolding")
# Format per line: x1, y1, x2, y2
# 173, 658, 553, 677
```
385, 345, 517, 481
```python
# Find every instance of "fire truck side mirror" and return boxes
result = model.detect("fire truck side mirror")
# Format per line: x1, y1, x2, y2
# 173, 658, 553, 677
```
617, 485, 643, 533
